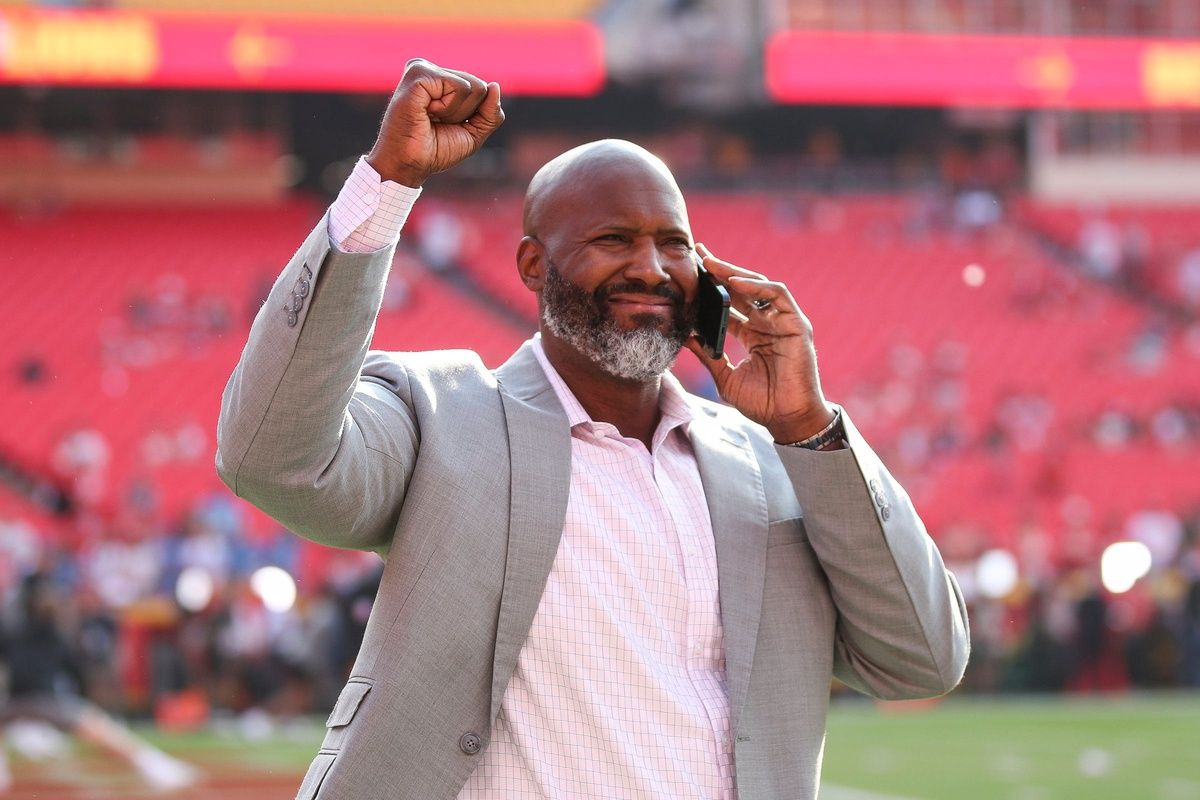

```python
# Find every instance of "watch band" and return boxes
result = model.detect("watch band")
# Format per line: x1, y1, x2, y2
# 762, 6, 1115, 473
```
784, 408, 845, 451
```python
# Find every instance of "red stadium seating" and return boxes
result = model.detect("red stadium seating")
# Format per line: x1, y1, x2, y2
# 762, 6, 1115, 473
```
2, 193, 1197, 566
1017, 199, 1200, 302
0, 201, 528, 525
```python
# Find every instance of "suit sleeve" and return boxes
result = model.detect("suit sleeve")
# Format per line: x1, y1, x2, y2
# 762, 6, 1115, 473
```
777, 407, 970, 699
215, 214, 419, 553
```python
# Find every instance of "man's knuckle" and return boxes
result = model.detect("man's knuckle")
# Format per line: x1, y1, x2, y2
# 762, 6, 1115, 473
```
403, 58, 430, 76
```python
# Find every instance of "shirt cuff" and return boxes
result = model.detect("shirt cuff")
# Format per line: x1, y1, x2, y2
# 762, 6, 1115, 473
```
328, 156, 423, 254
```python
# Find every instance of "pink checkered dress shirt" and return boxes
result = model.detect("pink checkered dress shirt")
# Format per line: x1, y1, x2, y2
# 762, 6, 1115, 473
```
330, 159, 735, 800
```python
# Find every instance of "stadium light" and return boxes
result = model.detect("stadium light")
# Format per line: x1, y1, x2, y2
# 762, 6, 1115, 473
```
962, 264, 986, 288
175, 566, 215, 612
1100, 541, 1152, 594
976, 549, 1019, 599
250, 566, 297, 613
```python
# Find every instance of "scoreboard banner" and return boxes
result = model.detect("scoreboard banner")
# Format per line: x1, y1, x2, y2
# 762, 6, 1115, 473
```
767, 30, 1200, 109
0, 8, 605, 95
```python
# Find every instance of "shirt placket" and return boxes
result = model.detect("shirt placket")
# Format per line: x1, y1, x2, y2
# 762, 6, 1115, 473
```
652, 433, 733, 800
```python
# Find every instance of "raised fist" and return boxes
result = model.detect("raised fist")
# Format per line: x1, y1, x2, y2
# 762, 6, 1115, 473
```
366, 59, 504, 188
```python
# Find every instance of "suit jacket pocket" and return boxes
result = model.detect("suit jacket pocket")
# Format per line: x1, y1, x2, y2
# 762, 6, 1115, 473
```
321, 678, 372, 751
767, 515, 809, 548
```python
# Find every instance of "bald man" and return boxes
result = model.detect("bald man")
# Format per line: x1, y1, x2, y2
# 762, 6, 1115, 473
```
217, 60, 969, 800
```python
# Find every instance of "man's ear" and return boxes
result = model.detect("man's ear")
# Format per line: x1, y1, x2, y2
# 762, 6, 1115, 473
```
516, 236, 546, 292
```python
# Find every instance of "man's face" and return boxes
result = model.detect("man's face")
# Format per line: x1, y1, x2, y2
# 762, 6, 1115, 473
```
534, 161, 699, 380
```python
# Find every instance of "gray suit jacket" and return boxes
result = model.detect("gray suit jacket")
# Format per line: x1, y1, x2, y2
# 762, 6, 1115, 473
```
216, 215, 970, 800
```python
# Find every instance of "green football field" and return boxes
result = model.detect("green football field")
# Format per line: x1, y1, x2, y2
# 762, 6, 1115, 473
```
4, 693, 1198, 798
820, 694, 1200, 800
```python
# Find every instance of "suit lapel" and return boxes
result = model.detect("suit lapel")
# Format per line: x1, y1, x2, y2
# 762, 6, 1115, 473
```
490, 343, 572, 722
689, 407, 769, 736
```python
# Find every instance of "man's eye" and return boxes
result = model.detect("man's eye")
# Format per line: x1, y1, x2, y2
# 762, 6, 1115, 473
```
594, 234, 625, 242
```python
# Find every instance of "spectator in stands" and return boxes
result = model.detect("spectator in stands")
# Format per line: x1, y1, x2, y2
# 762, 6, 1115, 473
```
51, 427, 110, 511
1175, 246, 1200, 310
1127, 317, 1170, 373
83, 523, 163, 611
1126, 603, 1181, 687
952, 187, 1003, 233
1120, 223, 1151, 293
216, 60, 968, 800
1004, 588, 1073, 692
1078, 215, 1123, 281
1092, 406, 1138, 449
1182, 577, 1200, 686
1071, 583, 1118, 691
17, 356, 46, 386
0, 518, 40, 597
1125, 505, 1185, 571
414, 203, 470, 272
802, 126, 843, 191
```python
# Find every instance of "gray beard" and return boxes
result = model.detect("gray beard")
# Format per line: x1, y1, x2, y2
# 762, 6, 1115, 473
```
541, 264, 689, 382
543, 314, 681, 381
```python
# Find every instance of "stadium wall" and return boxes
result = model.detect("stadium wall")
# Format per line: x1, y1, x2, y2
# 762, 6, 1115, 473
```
1032, 154, 1200, 202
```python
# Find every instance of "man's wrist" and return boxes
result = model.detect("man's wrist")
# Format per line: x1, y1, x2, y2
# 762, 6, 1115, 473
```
366, 153, 427, 189
769, 404, 837, 445
777, 407, 846, 451
328, 156, 422, 254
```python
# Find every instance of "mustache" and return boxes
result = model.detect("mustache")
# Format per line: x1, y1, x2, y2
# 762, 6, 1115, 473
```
595, 282, 684, 305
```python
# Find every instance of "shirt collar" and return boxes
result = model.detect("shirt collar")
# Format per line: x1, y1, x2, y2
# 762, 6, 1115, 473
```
529, 335, 695, 441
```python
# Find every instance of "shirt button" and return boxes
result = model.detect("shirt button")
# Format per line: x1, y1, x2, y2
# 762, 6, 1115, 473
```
459, 732, 482, 755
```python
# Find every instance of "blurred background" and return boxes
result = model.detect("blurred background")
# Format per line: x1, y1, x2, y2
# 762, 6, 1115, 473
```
0, 1, 1199, 798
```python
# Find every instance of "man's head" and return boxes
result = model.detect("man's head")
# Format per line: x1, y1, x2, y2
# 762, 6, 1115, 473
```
516, 140, 698, 382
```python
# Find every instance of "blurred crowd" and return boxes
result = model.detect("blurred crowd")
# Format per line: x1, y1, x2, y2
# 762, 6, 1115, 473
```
0, 495, 383, 732
2, 478, 1199, 732
948, 505, 1200, 693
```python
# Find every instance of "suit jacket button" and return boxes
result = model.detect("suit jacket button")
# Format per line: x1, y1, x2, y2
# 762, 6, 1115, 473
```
291, 293, 304, 312
459, 732, 482, 755
286, 310, 298, 327
297, 278, 311, 298
881, 505, 891, 521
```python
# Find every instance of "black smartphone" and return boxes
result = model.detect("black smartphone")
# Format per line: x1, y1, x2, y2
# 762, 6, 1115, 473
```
694, 255, 731, 360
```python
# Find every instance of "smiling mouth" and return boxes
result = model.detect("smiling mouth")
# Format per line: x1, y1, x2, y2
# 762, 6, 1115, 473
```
607, 295, 674, 311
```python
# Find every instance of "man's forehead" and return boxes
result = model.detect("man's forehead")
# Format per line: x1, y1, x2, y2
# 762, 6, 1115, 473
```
524, 139, 687, 235
538, 185, 690, 246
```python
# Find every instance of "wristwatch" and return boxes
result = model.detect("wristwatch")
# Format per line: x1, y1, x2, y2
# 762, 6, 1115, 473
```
783, 408, 846, 451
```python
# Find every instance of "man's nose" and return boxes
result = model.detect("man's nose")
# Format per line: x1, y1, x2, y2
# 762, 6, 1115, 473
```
622, 239, 672, 285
